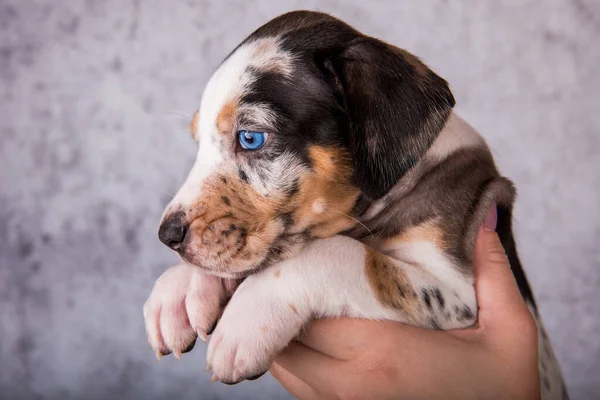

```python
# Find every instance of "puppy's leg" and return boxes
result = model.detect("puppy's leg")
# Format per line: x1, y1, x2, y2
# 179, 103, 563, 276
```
207, 235, 477, 383
143, 264, 238, 359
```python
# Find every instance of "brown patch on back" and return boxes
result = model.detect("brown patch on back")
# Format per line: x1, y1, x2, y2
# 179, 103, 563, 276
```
216, 100, 237, 134
387, 220, 447, 251
347, 147, 514, 271
190, 110, 200, 141
364, 247, 421, 323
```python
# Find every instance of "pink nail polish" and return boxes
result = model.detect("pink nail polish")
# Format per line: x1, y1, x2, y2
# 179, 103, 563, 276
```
484, 204, 497, 231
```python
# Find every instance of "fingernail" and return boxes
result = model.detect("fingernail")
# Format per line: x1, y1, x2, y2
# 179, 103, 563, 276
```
484, 204, 497, 231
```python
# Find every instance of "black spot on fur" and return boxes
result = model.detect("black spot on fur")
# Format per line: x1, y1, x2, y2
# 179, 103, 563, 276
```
221, 196, 231, 206
280, 212, 294, 229
429, 318, 441, 330
220, 176, 228, 184
460, 306, 474, 321
238, 168, 249, 183
284, 179, 300, 197
257, 169, 268, 183
397, 284, 405, 298
422, 289, 431, 309
433, 288, 445, 309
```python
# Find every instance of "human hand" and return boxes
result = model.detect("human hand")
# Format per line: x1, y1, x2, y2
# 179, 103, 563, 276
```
270, 206, 540, 400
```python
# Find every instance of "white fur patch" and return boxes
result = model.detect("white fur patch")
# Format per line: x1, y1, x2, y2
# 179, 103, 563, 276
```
311, 198, 326, 214
427, 112, 486, 160
166, 38, 294, 213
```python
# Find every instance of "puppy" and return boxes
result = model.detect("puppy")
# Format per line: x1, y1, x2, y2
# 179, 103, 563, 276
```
143, 11, 568, 399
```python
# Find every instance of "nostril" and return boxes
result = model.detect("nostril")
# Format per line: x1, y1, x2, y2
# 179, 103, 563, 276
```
158, 212, 188, 250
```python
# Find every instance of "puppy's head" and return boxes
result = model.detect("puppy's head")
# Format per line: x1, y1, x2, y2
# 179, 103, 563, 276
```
159, 11, 455, 277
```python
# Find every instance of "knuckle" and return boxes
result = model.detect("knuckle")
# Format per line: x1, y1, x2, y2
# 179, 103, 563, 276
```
485, 248, 509, 265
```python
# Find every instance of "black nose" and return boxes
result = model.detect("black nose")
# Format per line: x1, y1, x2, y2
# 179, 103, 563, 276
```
158, 212, 187, 250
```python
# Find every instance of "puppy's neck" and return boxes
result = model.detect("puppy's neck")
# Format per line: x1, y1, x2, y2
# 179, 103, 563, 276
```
345, 112, 490, 243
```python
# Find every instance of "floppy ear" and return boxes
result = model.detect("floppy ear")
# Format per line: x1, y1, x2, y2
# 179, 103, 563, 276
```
326, 37, 455, 199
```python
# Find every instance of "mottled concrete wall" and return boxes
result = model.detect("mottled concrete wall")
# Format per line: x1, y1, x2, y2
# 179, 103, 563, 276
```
1, 1, 598, 399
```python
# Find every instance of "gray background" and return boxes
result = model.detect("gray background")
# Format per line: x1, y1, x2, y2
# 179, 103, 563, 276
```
1, 0, 599, 399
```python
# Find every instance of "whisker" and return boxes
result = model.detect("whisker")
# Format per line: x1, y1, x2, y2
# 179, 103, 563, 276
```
323, 205, 374, 239
166, 110, 192, 118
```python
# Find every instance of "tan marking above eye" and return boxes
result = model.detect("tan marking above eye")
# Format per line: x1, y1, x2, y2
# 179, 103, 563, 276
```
216, 100, 237, 134
190, 110, 200, 141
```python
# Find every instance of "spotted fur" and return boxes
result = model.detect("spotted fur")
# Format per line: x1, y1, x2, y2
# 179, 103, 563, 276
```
146, 11, 567, 397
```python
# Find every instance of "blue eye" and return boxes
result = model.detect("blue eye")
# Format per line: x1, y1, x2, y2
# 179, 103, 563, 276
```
238, 130, 268, 150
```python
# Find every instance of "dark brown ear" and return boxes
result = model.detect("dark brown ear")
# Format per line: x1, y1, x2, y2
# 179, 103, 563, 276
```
327, 37, 455, 199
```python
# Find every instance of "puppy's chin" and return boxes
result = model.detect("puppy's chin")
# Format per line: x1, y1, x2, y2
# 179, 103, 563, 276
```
177, 250, 266, 279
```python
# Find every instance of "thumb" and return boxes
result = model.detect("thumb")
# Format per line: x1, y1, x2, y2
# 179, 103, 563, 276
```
473, 206, 528, 324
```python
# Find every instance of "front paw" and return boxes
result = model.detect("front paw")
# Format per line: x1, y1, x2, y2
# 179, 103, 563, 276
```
206, 290, 306, 384
143, 264, 225, 360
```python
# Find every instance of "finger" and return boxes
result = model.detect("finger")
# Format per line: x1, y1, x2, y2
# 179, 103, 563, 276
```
270, 362, 319, 400
473, 207, 529, 324
298, 318, 391, 360
274, 341, 347, 392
